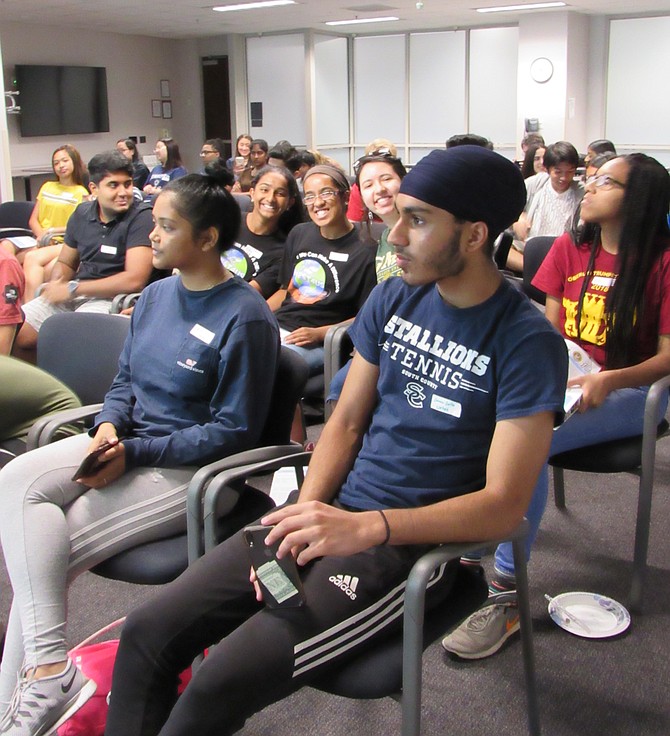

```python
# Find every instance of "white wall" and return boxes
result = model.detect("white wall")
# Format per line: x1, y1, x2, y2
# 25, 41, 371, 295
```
0, 22, 199, 197
517, 12, 570, 147
469, 27, 518, 148
246, 34, 307, 147
606, 15, 670, 165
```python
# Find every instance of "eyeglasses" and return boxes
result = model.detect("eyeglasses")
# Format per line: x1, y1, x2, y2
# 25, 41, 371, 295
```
200, 149, 217, 156
353, 149, 397, 176
586, 174, 626, 190
303, 188, 339, 206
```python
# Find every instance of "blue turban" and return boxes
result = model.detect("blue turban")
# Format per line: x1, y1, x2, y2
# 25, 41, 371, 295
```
399, 146, 526, 237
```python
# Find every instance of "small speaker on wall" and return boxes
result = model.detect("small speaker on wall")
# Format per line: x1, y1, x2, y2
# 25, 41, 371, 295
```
250, 101, 263, 128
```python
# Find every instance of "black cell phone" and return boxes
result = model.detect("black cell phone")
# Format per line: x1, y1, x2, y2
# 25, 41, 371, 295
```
71, 440, 115, 481
243, 525, 305, 609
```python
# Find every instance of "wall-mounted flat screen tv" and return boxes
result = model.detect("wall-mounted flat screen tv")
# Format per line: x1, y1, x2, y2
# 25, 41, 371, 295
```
15, 64, 110, 137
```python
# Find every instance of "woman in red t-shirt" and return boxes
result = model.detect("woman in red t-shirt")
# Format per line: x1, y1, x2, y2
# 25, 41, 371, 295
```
444, 153, 670, 661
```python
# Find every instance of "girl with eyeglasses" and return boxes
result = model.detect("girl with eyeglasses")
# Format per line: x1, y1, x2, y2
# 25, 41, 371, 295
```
143, 139, 187, 201
444, 153, 670, 659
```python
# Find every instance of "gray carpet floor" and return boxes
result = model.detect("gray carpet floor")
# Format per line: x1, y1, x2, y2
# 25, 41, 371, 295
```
1, 423, 669, 735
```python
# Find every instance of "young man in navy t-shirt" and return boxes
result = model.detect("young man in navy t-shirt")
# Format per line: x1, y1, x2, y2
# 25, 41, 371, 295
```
105, 146, 567, 736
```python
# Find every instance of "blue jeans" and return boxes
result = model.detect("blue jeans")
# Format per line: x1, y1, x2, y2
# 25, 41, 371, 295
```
282, 342, 324, 377
326, 359, 351, 403
494, 385, 669, 580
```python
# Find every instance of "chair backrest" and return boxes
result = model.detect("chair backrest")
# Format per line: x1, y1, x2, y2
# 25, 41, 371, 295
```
493, 231, 514, 271
259, 346, 310, 446
522, 236, 555, 306
36, 312, 131, 406
0, 201, 35, 230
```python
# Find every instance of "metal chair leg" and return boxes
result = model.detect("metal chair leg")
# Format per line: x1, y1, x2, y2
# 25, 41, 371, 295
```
513, 533, 541, 736
553, 466, 566, 509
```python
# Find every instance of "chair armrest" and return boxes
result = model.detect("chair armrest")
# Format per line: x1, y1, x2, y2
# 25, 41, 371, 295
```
643, 374, 670, 437
27, 404, 103, 450
401, 519, 529, 736
110, 293, 140, 314
186, 445, 309, 562
0, 227, 33, 239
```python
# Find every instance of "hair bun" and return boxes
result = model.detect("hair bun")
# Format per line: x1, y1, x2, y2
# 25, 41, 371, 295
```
203, 160, 234, 188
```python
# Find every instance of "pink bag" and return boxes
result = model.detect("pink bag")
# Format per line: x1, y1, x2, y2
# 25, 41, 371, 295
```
58, 618, 193, 736
57, 618, 125, 736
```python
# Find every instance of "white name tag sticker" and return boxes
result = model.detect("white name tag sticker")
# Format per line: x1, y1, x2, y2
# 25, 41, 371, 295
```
430, 394, 462, 418
190, 323, 215, 345
100, 244, 117, 255
591, 276, 615, 289
244, 244, 263, 260
329, 251, 349, 262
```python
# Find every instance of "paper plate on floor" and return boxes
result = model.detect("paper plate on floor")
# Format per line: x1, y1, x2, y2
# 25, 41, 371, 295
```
547, 592, 630, 639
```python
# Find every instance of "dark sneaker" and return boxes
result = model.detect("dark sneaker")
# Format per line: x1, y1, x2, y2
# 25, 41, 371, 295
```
442, 593, 520, 660
0, 658, 96, 735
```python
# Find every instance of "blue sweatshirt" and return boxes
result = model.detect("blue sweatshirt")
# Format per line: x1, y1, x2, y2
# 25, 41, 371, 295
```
94, 275, 279, 468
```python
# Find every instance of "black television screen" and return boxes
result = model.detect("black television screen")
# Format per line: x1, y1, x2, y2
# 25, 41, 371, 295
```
15, 64, 110, 137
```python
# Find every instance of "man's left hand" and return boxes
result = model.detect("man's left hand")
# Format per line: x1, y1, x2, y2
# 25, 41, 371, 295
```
261, 500, 385, 565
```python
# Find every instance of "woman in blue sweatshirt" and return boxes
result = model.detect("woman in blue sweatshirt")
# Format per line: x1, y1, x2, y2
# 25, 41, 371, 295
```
0, 164, 280, 736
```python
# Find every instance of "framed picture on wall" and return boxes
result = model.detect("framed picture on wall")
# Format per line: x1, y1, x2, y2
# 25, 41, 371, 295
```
160, 79, 170, 98
151, 99, 161, 118
162, 100, 173, 119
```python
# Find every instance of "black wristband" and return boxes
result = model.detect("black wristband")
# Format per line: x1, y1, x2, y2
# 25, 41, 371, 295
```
378, 509, 391, 545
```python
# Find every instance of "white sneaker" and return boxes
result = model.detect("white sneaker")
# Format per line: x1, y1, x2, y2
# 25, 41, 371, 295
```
0, 658, 96, 736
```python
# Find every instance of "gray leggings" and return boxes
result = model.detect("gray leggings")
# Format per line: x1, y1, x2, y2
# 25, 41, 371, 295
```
0, 433, 195, 711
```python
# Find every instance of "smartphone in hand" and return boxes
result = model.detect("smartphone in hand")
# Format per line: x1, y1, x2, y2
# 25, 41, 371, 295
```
244, 525, 305, 608
71, 439, 116, 482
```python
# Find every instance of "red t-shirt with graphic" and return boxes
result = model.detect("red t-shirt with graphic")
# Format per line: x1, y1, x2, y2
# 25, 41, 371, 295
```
532, 232, 670, 367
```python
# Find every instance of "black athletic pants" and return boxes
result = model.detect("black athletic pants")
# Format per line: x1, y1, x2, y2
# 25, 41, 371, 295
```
104, 524, 456, 736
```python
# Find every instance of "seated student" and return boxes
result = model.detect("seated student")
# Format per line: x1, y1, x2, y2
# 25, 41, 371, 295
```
584, 138, 617, 168
0, 251, 24, 356
12, 151, 154, 361
221, 164, 304, 299
508, 140, 583, 272
327, 152, 407, 402
116, 139, 151, 190
225, 134, 252, 176
272, 164, 377, 376
521, 143, 546, 179
286, 150, 316, 193
232, 138, 269, 194
0, 145, 88, 262
143, 139, 187, 200
267, 139, 296, 168
443, 152, 670, 659
103, 145, 567, 736
1, 145, 89, 302
347, 138, 396, 222
0, 167, 280, 736
199, 138, 226, 172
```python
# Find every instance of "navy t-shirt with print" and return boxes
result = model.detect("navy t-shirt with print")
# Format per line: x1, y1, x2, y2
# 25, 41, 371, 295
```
337, 277, 567, 511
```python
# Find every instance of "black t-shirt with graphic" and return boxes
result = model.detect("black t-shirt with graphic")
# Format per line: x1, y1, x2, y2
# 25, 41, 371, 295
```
275, 222, 377, 331
220, 220, 285, 299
